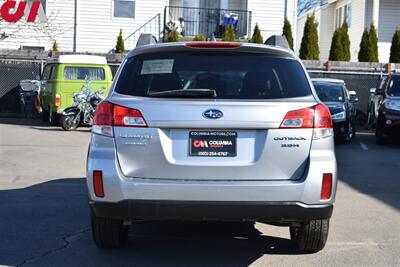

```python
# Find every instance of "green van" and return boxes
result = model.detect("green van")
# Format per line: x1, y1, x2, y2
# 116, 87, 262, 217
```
39, 55, 113, 125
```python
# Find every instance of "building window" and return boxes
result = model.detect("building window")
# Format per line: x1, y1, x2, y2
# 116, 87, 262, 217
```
335, 2, 352, 28
114, 0, 135, 19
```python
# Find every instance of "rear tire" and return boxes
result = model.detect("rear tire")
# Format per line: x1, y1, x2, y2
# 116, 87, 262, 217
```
91, 209, 128, 249
290, 219, 329, 252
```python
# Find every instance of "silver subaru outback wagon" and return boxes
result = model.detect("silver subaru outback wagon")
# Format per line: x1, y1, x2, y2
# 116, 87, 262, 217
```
87, 41, 337, 252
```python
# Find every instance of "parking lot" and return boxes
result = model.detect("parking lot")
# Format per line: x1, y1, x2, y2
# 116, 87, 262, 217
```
0, 117, 399, 267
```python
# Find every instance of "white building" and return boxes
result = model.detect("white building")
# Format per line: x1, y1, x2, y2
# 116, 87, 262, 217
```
297, 0, 400, 63
0, 0, 297, 53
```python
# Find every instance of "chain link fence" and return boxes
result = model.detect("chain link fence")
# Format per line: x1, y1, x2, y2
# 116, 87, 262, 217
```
0, 59, 43, 114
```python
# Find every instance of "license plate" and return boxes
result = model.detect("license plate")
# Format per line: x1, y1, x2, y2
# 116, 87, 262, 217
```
189, 131, 237, 157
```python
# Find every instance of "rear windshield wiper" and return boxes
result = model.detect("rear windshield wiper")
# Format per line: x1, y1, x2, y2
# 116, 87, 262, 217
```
148, 89, 217, 98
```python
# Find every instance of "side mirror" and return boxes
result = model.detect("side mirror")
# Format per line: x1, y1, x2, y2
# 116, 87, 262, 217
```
349, 91, 359, 103
370, 88, 376, 94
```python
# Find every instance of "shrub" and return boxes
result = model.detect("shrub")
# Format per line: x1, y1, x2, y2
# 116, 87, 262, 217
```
369, 23, 379, 62
358, 28, 370, 62
166, 28, 180, 42
193, 35, 206, 41
329, 29, 344, 61
282, 18, 294, 50
299, 14, 319, 60
250, 24, 263, 44
390, 29, 400, 63
329, 21, 351, 61
222, 24, 236, 42
342, 21, 351, 61
115, 29, 125, 53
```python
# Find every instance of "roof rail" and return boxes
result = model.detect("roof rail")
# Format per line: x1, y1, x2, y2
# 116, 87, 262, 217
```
264, 35, 290, 50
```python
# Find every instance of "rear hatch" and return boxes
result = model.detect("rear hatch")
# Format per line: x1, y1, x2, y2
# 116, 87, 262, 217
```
109, 45, 318, 181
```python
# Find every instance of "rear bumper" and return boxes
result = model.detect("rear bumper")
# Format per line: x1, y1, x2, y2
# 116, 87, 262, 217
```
91, 200, 333, 222
87, 133, 337, 222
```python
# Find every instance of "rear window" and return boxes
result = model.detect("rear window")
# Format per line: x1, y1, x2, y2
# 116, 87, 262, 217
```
64, 67, 105, 80
313, 83, 344, 102
115, 52, 312, 99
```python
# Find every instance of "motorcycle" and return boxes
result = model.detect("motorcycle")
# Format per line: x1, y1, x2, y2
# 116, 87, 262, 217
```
60, 80, 105, 131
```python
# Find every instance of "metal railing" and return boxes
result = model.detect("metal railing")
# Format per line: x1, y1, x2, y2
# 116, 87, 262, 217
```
164, 6, 252, 39
117, 13, 162, 52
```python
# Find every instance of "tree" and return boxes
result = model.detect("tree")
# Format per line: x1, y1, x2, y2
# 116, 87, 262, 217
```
369, 23, 379, 62
329, 29, 344, 61
222, 24, 236, 42
282, 18, 294, 50
389, 29, 400, 63
115, 29, 125, 53
341, 21, 351, 61
299, 14, 319, 60
358, 28, 370, 62
166, 28, 180, 42
250, 24, 263, 44
329, 21, 351, 61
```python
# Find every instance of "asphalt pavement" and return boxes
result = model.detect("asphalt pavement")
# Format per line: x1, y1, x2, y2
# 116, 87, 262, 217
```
0, 118, 399, 267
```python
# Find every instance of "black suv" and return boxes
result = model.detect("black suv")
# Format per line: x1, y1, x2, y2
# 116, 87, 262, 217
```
375, 72, 400, 144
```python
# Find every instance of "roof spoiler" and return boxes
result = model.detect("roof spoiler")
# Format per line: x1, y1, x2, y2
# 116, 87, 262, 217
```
136, 34, 158, 47
264, 35, 290, 49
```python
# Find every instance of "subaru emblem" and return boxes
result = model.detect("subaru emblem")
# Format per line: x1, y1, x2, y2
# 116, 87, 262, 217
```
203, 109, 223, 119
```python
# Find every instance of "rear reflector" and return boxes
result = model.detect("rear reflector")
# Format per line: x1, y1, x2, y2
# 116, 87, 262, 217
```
93, 170, 104, 198
280, 104, 332, 129
55, 94, 61, 107
185, 42, 242, 48
321, 173, 333, 200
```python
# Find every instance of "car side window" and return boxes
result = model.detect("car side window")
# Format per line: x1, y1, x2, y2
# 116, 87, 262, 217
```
49, 65, 57, 80
42, 65, 53, 81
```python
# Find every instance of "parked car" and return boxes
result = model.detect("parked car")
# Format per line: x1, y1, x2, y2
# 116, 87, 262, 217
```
367, 75, 388, 128
375, 72, 400, 144
87, 41, 337, 252
312, 79, 358, 143
38, 55, 113, 126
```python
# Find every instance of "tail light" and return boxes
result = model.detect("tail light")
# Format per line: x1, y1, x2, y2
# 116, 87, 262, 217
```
55, 94, 61, 107
321, 173, 333, 200
92, 101, 147, 136
93, 170, 104, 198
280, 104, 333, 139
